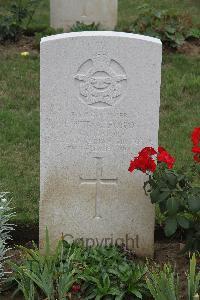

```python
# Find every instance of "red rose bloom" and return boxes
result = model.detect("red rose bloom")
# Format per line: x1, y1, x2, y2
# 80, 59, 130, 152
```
191, 127, 200, 146
157, 146, 175, 169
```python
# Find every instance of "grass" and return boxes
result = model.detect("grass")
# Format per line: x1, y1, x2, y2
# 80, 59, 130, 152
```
118, 0, 200, 27
0, 0, 199, 225
160, 54, 200, 171
0, 52, 39, 224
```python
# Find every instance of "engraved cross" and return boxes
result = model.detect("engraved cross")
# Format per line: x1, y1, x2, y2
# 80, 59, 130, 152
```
80, 157, 118, 219
81, 3, 87, 19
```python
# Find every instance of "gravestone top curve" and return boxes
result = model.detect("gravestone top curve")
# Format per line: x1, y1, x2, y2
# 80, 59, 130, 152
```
41, 31, 162, 44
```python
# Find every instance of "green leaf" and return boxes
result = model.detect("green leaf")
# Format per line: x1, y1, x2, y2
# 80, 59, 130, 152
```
115, 293, 125, 300
165, 172, 178, 187
151, 188, 170, 204
130, 288, 142, 299
164, 217, 177, 237
174, 33, 185, 46
45, 227, 50, 256
150, 188, 160, 203
165, 32, 175, 41
157, 191, 171, 203
166, 197, 179, 215
165, 25, 176, 34
186, 28, 200, 39
153, 10, 162, 19
177, 215, 190, 229
188, 195, 200, 213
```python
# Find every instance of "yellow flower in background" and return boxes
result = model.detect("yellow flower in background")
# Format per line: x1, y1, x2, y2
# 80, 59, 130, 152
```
21, 51, 29, 57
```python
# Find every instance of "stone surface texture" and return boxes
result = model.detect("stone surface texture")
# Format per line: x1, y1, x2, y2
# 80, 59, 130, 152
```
50, 0, 118, 31
40, 32, 162, 257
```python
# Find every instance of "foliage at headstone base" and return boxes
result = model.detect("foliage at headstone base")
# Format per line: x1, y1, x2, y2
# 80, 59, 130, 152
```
0, 192, 15, 284
0, 0, 40, 42
33, 27, 64, 50
33, 20, 100, 50
129, 127, 200, 253
146, 263, 180, 300
146, 253, 200, 300
11, 230, 148, 300
10, 231, 200, 300
126, 4, 200, 48
70, 21, 100, 32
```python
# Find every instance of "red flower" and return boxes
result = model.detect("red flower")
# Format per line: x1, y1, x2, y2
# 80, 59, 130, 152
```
191, 127, 200, 146
71, 283, 81, 293
194, 154, 200, 163
192, 146, 200, 163
139, 147, 157, 156
192, 146, 200, 154
128, 147, 157, 173
157, 146, 175, 169
191, 128, 200, 163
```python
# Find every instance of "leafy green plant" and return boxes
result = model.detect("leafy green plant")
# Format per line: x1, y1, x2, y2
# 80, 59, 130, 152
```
108, 261, 148, 299
81, 269, 122, 299
187, 253, 200, 300
146, 263, 180, 300
11, 232, 148, 299
186, 28, 200, 40
12, 230, 77, 299
129, 4, 200, 48
129, 127, 200, 252
0, 0, 40, 42
147, 254, 200, 300
34, 27, 64, 50
70, 21, 100, 32
0, 192, 15, 284
146, 165, 200, 252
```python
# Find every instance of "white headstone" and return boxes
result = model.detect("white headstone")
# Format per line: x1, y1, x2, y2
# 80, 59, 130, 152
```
50, 0, 118, 31
40, 32, 162, 257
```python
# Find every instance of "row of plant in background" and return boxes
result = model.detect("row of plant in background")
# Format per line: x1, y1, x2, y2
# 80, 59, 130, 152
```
33, 22, 100, 49
126, 4, 200, 48
129, 127, 200, 252
0, 192, 14, 285
0, 0, 40, 42
9, 231, 200, 300
1, 1, 199, 49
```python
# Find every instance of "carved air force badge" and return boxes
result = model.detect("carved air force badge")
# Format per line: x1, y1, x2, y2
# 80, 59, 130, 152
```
74, 52, 127, 107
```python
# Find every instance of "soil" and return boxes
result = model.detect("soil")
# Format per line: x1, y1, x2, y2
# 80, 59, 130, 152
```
0, 36, 38, 56
0, 35, 199, 57
155, 242, 189, 299
177, 40, 200, 56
